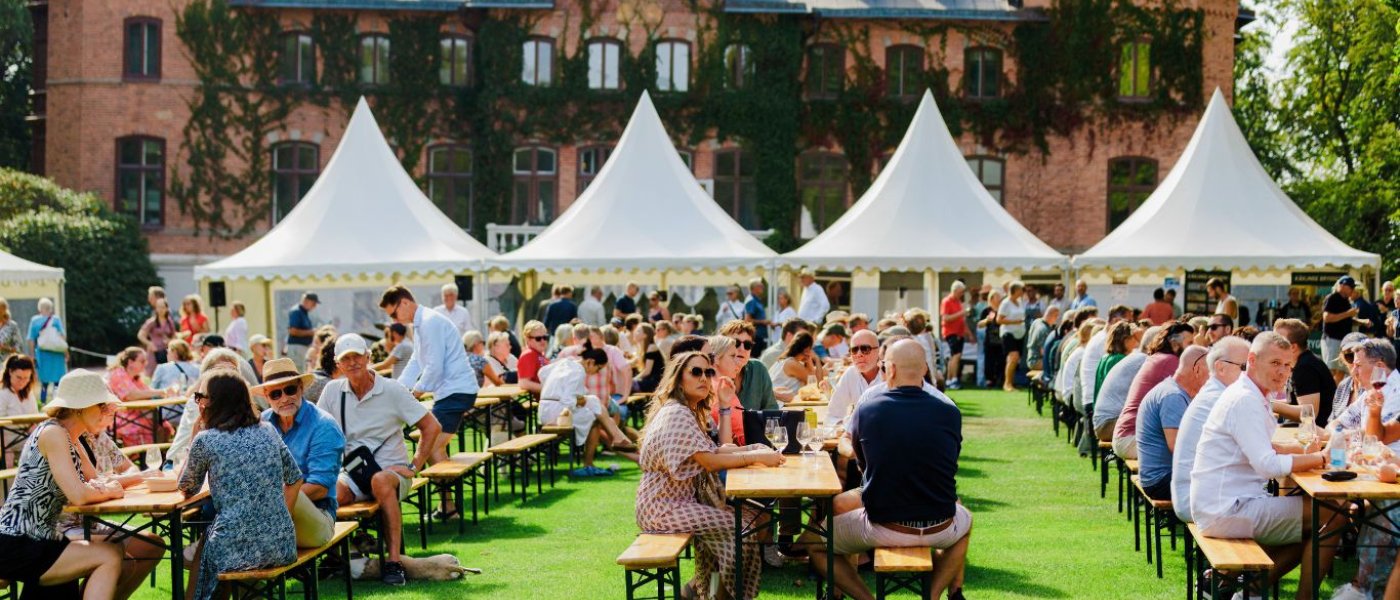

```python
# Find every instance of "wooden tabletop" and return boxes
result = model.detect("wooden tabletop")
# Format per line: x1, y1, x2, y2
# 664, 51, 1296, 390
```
478, 385, 524, 399
725, 453, 841, 499
1295, 470, 1400, 500
0, 413, 48, 426
64, 482, 209, 515
120, 397, 189, 411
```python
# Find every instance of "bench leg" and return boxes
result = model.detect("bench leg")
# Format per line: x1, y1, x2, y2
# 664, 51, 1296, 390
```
418, 485, 428, 550
1146, 500, 1155, 565
1132, 485, 1141, 553
341, 535, 353, 600
1185, 532, 1194, 600
457, 476, 467, 534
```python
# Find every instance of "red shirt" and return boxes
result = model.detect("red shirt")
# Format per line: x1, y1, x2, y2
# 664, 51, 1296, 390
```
709, 394, 746, 445
940, 295, 969, 338
518, 348, 549, 397
1141, 301, 1174, 326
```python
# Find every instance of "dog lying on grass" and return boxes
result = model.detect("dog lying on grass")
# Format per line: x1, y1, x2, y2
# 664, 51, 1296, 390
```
349, 554, 481, 581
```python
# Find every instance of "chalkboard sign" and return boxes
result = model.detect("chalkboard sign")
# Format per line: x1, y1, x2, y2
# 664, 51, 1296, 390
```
1291, 272, 1348, 288
1184, 270, 1231, 316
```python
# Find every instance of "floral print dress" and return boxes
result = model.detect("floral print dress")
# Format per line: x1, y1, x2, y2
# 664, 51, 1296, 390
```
178, 422, 301, 600
636, 400, 761, 600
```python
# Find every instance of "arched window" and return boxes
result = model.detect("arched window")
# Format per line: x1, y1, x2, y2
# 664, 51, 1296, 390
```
725, 43, 753, 89
115, 136, 165, 227
123, 17, 161, 82
1118, 39, 1152, 100
714, 149, 758, 228
440, 35, 471, 87
577, 145, 613, 194
886, 45, 923, 99
279, 32, 315, 86
1107, 156, 1158, 231
512, 146, 557, 224
359, 34, 390, 85
806, 43, 844, 99
654, 40, 690, 92
965, 155, 1005, 203
427, 144, 473, 229
522, 37, 554, 86
799, 151, 849, 234
964, 47, 1002, 99
587, 38, 622, 90
271, 141, 319, 224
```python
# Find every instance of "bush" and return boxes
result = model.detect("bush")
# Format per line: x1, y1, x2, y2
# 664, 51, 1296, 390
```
0, 169, 159, 354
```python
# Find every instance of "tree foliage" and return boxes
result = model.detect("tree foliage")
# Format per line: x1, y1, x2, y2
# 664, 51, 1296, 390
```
0, 0, 31, 170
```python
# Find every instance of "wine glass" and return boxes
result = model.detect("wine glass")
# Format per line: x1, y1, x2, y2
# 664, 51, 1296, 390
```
1361, 435, 1384, 480
770, 424, 787, 453
795, 422, 814, 455
1299, 404, 1316, 428
1296, 421, 1318, 451
764, 418, 780, 449
806, 374, 818, 391
1372, 366, 1390, 392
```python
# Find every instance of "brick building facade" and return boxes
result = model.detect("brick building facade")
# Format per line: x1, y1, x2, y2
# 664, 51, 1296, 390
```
29, 0, 1247, 300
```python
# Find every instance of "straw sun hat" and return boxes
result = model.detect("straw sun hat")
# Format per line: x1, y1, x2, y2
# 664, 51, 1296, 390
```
251, 357, 315, 396
47, 371, 123, 411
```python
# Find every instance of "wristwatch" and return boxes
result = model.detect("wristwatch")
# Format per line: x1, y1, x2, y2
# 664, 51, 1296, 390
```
719, 407, 732, 415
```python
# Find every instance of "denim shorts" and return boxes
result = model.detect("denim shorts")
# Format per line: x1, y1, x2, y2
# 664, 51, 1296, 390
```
432, 392, 478, 434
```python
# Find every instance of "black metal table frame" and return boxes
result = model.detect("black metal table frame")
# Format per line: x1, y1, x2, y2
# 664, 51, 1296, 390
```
109, 404, 171, 447
730, 494, 837, 600
458, 396, 519, 453
1307, 494, 1400, 599
81, 505, 191, 600
423, 460, 492, 535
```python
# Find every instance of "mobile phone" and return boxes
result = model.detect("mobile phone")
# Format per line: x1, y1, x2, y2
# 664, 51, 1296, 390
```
1322, 470, 1358, 482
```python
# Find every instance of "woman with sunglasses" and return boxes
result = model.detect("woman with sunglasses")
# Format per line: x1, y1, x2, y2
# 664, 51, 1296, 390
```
637, 351, 784, 600
1327, 333, 1372, 423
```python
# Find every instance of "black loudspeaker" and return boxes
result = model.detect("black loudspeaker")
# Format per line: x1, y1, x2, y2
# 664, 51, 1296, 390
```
208, 282, 227, 308
455, 275, 473, 301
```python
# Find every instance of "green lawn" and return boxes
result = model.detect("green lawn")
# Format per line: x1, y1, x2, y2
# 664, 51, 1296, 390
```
128, 389, 1352, 599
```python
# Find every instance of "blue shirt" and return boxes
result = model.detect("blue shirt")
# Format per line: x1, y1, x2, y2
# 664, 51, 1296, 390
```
1136, 377, 1190, 488
287, 306, 313, 346
262, 399, 345, 515
1070, 294, 1098, 310
744, 295, 768, 342
399, 305, 479, 397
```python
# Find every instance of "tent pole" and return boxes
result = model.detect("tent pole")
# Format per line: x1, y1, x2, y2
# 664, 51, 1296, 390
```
263, 279, 275, 356
930, 270, 942, 339
477, 262, 488, 331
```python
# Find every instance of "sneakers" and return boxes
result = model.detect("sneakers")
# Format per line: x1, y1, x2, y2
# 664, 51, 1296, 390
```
381, 560, 407, 586
1330, 583, 1370, 600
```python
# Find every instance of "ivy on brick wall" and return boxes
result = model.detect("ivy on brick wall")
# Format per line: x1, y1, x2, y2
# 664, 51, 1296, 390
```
170, 0, 1202, 250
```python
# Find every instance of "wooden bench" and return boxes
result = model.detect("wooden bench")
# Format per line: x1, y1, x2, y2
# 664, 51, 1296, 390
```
334, 477, 429, 563
617, 533, 691, 600
540, 424, 578, 470
1117, 458, 1140, 516
874, 546, 933, 599
1026, 370, 1044, 411
219, 521, 357, 599
487, 433, 559, 504
1130, 476, 1180, 579
421, 452, 492, 534
119, 442, 173, 469
1185, 523, 1275, 600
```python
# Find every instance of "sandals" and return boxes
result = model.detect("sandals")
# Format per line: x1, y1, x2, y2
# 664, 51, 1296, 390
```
431, 507, 460, 522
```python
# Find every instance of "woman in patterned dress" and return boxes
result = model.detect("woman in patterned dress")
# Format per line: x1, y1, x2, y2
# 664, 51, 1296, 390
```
178, 370, 302, 600
0, 370, 132, 599
637, 351, 785, 600
0, 298, 24, 365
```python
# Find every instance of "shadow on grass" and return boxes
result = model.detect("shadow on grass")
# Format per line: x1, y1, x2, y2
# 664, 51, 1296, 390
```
966, 563, 1071, 598
498, 486, 581, 510
958, 495, 1010, 513
422, 514, 550, 541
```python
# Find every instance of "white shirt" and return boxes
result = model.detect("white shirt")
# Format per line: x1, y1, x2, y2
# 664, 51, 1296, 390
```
578, 297, 607, 327
0, 387, 37, 417
224, 317, 248, 354
1172, 376, 1227, 523
538, 358, 587, 402
432, 303, 474, 336
798, 282, 830, 324
319, 375, 427, 469
400, 306, 479, 397
913, 332, 940, 379
828, 364, 879, 424
1057, 347, 1085, 405
998, 297, 1028, 339
1189, 376, 1295, 531
1079, 331, 1108, 411
771, 306, 797, 340
716, 300, 746, 327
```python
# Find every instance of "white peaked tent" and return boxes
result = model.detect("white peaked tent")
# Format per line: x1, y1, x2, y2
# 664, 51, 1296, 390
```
1074, 89, 1380, 277
493, 91, 777, 274
0, 250, 65, 321
195, 98, 496, 343
781, 90, 1066, 324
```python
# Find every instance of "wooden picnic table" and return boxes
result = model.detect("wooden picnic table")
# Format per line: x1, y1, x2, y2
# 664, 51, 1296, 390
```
726, 453, 842, 599
0, 413, 47, 469
1296, 469, 1400, 598
66, 481, 210, 600
111, 396, 188, 446
478, 384, 525, 399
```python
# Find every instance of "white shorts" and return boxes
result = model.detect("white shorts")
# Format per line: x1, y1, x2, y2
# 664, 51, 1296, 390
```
540, 396, 603, 446
1112, 434, 1138, 460
1199, 496, 1303, 546
832, 504, 972, 556
1321, 337, 1344, 371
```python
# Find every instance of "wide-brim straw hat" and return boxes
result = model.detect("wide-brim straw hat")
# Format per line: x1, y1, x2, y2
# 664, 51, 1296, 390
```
251, 357, 314, 395
48, 371, 123, 410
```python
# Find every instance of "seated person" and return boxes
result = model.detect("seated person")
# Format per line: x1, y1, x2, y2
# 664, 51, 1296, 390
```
107, 346, 172, 446
827, 330, 881, 424
255, 357, 345, 548
1135, 345, 1209, 500
1092, 326, 1159, 441
718, 321, 781, 409
1171, 337, 1249, 524
318, 334, 441, 587
809, 341, 971, 600
168, 348, 258, 466
538, 348, 637, 477
1190, 332, 1339, 598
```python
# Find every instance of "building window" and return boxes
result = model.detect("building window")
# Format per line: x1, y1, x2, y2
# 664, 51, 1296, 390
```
271, 142, 319, 224
725, 44, 753, 89
577, 145, 612, 194
279, 32, 315, 86
964, 47, 1002, 99
1118, 39, 1151, 100
886, 45, 923, 99
359, 34, 390, 85
427, 144, 473, 229
714, 149, 758, 229
586, 38, 621, 90
512, 146, 557, 224
799, 151, 849, 234
655, 40, 690, 92
676, 149, 693, 173
965, 156, 1005, 203
806, 43, 844, 99
440, 36, 471, 87
123, 18, 160, 81
1107, 157, 1157, 231
115, 136, 164, 227
522, 37, 554, 86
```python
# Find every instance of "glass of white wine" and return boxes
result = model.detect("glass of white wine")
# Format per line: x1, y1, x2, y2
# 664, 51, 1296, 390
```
1295, 423, 1317, 452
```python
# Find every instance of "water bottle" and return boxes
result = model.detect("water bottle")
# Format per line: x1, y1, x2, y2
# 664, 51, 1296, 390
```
1329, 425, 1348, 470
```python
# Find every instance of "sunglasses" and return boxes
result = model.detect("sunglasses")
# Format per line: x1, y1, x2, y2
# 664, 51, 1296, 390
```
530, 335, 550, 342
688, 367, 718, 379
850, 345, 877, 355
729, 338, 754, 351
267, 383, 300, 401
1208, 323, 1229, 331
1342, 351, 1355, 363
1217, 359, 1246, 369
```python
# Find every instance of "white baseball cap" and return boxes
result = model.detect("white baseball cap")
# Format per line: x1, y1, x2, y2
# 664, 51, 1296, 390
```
334, 333, 369, 361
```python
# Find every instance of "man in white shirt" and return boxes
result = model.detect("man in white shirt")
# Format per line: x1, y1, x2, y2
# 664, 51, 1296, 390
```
223, 301, 248, 356
716, 286, 746, 328
797, 270, 830, 324
1171, 336, 1248, 523
432, 283, 474, 336
578, 286, 608, 327
1189, 332, 1340, 598
828, 330, 880, 423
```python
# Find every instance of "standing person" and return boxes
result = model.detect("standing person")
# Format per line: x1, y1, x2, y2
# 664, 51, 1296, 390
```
1379, 281, 1397, 315
178, 294, 211, 342
1172, 336, 1249, 523
223, 301, 248, 356
578, 286, 607, 327
1323, 277, 1363, 382
1134, 345, 1210, 501
797, 270, 830, 325
1, 355, 38, 465
248, 335, 273, 384
254, 358, 345, 548
1026, 305, 1060, 372
998, 282, 1029, 392
543, 285, 578, 334
1045, 283, 1068, 313
1069, 279, 1097, 310
1280, 288, 1312, 323
716, 286, 746, 329
0, 371, 133, 600
976, 291, 1003, 389
1207, 278, 1238, 323
0, 298, 23, 365
613, 282, 640, 319
1354, 284, 1387, 339
432, 283, 475, 337
1142, 288, 1175, 326
380, 285, 478, 522
138, 298, 178, 371
941, 281, 970, 390
179, 370, 302, 600
772, 291, 797, 336
647, 291, 671, 324
319, 334, 441, 585
903, 309, 941, 385
744, 279, 770, 357
1024, 286, 1044, 322
285, 292, 319, 367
